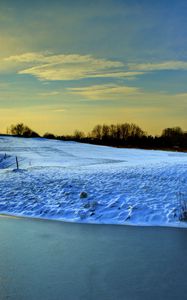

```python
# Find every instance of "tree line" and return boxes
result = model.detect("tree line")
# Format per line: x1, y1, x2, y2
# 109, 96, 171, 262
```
5, 122, 187, 151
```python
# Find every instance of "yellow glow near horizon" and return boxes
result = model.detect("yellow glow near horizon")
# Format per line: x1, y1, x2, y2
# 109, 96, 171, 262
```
0, 2, 186, 134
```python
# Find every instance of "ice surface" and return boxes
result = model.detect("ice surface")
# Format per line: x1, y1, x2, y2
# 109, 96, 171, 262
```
0, 136, 187, 227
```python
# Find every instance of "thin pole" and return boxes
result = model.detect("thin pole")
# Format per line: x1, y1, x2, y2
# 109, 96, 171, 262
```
16, 156, 19, 170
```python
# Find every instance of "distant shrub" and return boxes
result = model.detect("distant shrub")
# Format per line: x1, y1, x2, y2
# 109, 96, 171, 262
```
43, 132, 56, 139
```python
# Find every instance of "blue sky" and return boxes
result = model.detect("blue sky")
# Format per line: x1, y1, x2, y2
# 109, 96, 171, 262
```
0, 0, 187, 134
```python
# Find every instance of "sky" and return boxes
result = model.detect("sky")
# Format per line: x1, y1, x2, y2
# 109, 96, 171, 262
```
0, 0, 187, 135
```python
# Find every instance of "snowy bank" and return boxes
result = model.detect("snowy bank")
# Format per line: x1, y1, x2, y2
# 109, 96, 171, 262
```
0, 136, 187, 227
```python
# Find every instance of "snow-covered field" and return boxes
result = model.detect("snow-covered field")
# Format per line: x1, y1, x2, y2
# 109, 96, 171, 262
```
0, 136, 187, 227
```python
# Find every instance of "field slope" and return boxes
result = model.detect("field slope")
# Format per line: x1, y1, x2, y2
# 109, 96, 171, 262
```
0, 136, 187, 227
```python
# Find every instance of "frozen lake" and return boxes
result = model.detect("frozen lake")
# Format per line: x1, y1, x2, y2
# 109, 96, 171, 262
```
1, 216, 187, 300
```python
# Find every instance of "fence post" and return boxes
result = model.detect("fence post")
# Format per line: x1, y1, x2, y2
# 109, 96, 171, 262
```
16, 156, 19, 170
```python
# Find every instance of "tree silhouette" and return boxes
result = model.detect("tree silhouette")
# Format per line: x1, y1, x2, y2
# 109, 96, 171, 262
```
10, 123, 39, 137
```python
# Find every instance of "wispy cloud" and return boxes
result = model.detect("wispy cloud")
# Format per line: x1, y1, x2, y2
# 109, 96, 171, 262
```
52, 108, 66, 113
4, 52, 50, 63
4, 53, 187, 83
4, 52, 123, 66
39, 91, 60, 97
2, 52, 144, 81
174, 93, 187, 98
129, 61, 187, 71
67, 84, 141, 100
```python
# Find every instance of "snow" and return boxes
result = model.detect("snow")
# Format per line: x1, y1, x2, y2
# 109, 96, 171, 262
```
0, 136, 187, 227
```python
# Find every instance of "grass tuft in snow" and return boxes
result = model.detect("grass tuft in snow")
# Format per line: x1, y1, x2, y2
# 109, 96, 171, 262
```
80, 191, 88, 198
178, 192, 187, 221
